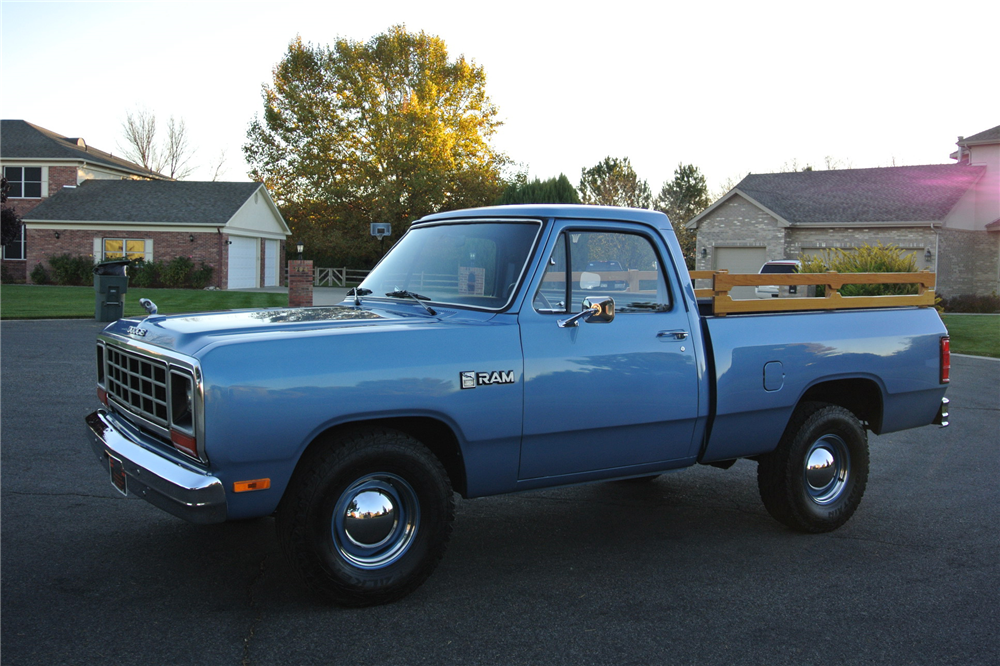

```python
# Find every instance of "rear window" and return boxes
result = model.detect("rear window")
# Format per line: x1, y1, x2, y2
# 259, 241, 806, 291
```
760, 264, 798, 274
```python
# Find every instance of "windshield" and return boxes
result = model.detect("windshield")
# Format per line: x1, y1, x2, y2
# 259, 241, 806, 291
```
359, 220, 542, 310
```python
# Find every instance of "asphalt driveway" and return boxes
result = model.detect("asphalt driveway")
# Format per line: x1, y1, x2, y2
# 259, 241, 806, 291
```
2, 319, 997, 666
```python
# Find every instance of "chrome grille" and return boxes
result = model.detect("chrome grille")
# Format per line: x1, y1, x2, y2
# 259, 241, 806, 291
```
105, 346, 168, 426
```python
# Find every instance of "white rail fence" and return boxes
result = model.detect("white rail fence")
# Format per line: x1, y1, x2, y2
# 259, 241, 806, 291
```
314, 267, 371, 287
310, 269, 466, 290
285, 268, 467, 289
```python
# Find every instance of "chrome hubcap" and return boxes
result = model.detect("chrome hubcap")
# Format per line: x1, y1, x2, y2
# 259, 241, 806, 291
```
804, 435, 849, 505
332, 474, 419, 569
344, 490, 397, 547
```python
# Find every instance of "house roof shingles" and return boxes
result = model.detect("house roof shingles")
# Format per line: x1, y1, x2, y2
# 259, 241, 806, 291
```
1, 119, 167, 179
24, 179, 264, 225
958, 124, 1000, 146
734, 164, 986, 224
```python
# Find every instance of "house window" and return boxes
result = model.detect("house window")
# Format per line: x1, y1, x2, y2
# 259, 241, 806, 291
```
3, 166, 43, 198
2, 224, 25, 260
103, 238, 146, 261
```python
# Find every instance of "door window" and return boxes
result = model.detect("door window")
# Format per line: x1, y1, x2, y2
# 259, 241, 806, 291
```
533, 231, 670, 313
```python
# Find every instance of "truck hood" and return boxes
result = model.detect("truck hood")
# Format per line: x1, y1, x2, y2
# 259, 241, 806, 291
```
101, 305, 466, 357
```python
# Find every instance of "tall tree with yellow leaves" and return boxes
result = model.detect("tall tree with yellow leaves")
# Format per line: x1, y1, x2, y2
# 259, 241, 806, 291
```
245, 26, 509, 266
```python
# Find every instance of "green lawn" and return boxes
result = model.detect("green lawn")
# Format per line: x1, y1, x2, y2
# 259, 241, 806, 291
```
941, 314, 1000, 359
3, 286, 997, 359
1, 284, 287, 320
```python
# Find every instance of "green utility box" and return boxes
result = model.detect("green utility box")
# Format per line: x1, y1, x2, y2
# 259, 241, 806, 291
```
93, 260, 130, 322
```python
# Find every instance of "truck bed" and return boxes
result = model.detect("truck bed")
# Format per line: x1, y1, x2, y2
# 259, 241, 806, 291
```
698, 305, 948, 462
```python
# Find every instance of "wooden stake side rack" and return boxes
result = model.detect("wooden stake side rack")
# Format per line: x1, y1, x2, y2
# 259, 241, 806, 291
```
688, 269, 937, 316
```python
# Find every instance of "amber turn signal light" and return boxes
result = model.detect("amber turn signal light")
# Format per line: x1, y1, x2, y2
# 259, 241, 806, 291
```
233, 479, 271, 493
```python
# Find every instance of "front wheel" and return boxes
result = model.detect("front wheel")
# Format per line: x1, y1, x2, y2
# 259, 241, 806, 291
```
277, 428, 454, 606
757, 402, 869, 533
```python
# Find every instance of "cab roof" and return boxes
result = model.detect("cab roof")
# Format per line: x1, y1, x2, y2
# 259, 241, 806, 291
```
417, 204, 670, 227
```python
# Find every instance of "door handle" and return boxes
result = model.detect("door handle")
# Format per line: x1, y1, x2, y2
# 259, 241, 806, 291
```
657, 330, 689, 340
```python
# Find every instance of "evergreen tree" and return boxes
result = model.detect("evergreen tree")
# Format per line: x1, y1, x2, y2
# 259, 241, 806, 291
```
577, 157, 651, 208
1, 177, 24, 250
654, 163, 710, 269
495, 174, 580, 204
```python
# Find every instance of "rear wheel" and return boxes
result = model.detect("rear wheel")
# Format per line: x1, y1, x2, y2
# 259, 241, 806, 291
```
277, 428, 454, 606
757, 402, 869, 533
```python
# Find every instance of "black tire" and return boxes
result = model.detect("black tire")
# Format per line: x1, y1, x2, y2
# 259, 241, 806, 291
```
276, 428, 454, 606
756, 402, 869, 533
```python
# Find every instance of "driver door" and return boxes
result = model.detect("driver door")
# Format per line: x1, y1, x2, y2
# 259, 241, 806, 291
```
517, 226, 700, 480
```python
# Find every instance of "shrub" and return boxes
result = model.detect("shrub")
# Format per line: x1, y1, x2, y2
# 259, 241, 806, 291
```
938, 293, 1000, 313
30, 263, 50, 284
798, 243, 920, 297
128, 257, 213, 289
47, 254, 94, 286
0, 264, 18, 284
129, 259, 161, 288
798, 254, 827, 275
161, 256, 194, 288
189, 263, 214, 289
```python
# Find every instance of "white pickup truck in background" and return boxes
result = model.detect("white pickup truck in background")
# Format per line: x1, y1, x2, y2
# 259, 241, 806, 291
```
756, 260, 803, 298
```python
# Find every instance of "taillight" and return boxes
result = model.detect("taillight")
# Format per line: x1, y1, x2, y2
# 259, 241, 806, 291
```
940, 336, 950, 384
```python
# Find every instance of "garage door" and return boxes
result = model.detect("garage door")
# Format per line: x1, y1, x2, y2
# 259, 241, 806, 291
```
228, 236, 258, 289
714, 247, 767, 299
263, 240, 279, 287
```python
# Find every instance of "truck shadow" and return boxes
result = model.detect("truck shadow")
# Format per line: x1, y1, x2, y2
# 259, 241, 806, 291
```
82, 463, 812, 614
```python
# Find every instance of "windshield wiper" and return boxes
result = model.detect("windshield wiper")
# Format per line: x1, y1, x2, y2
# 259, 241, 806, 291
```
347, 287, 371, 306
385, 289, 437, 316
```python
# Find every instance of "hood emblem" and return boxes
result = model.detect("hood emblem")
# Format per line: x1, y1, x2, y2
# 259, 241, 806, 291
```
127, 326, 147, 338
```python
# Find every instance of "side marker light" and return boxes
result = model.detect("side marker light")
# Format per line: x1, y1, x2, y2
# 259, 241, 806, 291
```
234, 479, 271, 493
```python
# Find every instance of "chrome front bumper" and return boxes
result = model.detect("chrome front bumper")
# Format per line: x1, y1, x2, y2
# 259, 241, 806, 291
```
86, 409, 227, 524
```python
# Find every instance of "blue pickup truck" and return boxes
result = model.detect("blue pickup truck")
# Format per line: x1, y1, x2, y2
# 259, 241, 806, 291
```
86, 204, 950, 606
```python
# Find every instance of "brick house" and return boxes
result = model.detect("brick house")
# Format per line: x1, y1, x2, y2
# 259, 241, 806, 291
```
2, 119, 168, 280
2, 119, 290, 288
687, 125, 1000, 297
23, 179, 290, 289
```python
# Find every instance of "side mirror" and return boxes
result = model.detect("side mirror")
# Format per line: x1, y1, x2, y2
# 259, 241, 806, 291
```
558, 297, 615, 328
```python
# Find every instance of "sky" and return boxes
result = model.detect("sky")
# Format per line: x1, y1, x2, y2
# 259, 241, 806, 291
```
1, 0, 998, 197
